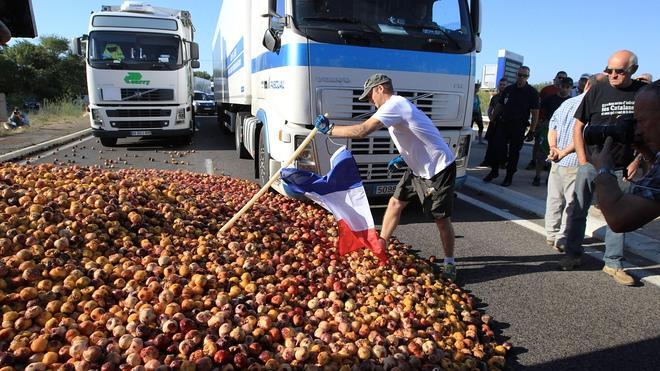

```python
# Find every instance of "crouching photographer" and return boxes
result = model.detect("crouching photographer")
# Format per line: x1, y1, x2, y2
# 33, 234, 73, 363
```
590, 81, 660, 233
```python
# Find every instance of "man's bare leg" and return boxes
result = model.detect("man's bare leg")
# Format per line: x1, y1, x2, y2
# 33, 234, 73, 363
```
435, 217, 455, 258
380, 197, 408, 241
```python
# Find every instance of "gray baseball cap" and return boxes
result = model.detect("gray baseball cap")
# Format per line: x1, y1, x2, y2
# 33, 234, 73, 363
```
358, 74, 392, 101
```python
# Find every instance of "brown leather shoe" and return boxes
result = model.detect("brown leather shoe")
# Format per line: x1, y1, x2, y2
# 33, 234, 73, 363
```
602, 266, 634, 286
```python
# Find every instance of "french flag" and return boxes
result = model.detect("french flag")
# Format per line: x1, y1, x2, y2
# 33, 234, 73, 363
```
281, 147, 389, 265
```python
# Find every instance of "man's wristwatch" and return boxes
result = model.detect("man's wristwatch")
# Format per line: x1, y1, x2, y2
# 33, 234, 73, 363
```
597, 167, 616, 177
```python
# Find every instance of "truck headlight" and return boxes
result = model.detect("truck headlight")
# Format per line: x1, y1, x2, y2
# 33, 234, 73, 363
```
294, 135, 319, 173
454, 135, 471, 168
176, 108, 186, 123
91, 109, 103, 125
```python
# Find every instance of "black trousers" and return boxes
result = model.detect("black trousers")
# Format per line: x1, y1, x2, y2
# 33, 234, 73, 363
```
489, 121, 526, 175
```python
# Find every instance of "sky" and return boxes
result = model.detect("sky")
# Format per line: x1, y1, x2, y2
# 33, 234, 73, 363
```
16, 0, 660, 85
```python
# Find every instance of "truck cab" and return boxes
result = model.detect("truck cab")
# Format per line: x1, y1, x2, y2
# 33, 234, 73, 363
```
213, 0, 481, 197
74, 1, 200, 147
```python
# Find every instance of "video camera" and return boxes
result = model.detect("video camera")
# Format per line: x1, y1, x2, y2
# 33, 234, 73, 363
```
583, 114, 636, 169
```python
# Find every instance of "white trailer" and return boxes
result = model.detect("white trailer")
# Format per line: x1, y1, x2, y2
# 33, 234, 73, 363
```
73, 1, 200, 147
213, 0, 481, 197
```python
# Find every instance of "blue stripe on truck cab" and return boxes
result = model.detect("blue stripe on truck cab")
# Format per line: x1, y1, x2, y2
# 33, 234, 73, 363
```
251, 43, 472, 75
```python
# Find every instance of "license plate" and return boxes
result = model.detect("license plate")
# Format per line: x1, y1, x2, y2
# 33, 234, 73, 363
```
375, 184, 397, 195
130, 131, 152, 136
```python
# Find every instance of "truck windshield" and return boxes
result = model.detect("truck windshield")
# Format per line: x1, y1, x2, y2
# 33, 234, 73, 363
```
88, 31, 183, 70
292, 0, 473, 53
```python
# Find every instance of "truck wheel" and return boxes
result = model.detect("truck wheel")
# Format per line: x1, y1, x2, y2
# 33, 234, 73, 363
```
100, 138, 117, 147
258, 130, 271, 187
235, 120, 250, 159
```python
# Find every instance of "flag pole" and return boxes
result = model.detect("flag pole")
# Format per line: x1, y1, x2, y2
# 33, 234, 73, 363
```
219, 120, 324, 235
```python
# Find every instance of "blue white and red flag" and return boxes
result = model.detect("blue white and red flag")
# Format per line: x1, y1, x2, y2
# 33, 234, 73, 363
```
281, 147, 388, 265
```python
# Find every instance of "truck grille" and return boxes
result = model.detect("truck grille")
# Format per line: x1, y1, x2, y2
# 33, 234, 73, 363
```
349, 137, 398, 156
120, 89, 174, 101
320, 88, 461, 121
357, 163, 405, 181
106, 109, 171, 117
110, 120, 168, 129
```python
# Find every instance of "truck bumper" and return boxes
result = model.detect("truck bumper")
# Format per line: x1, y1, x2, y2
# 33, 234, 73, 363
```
92, 128, 193, 138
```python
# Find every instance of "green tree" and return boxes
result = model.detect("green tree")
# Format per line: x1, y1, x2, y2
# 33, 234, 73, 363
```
40, 35, 71, 57
194, 70, 212, 80
4, 40, 56, 69
0, 34, 86, 104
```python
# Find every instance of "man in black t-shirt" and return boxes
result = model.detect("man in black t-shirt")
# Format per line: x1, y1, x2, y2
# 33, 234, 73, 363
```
559, 50, 645, 286
484, 66, 540, 186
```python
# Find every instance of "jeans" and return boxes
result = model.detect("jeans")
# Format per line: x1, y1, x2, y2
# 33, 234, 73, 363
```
564, 163, 630, 268
545, 163, 578, 246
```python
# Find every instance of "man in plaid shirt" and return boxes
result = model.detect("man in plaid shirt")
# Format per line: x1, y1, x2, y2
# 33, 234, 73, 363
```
544, 74, 604, 252
592, 81, 660, 233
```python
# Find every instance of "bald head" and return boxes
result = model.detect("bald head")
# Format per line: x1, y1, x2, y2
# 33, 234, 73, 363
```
605, 50, 638, 88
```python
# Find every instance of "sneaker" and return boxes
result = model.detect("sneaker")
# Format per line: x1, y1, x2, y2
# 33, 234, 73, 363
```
442, 263, 457, 281
483, 171, 499, 182
558, 255, 582, 271
602, 266, 634, 286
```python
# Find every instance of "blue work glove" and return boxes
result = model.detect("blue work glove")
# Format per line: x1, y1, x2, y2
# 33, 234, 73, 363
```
387, 155, 406, 172
313, 114, 333, 134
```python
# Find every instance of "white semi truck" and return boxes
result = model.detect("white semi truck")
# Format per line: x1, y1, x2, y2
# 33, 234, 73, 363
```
213, 0, 481, 197
73, 1, 200, 147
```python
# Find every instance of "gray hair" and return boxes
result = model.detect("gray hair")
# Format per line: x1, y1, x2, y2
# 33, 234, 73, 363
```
587, 73, 607, 87
627, 52, 639, 69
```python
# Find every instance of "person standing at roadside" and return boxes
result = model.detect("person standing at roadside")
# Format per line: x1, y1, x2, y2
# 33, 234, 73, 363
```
544, 74, 603, 252
532, 77, 574, 186
480, 78, 508, 167
313, 74, 459, 281
484, 66, 539, 187
559, 50, 646, 287
527, 71, 568, 170
472, 83, 484, 144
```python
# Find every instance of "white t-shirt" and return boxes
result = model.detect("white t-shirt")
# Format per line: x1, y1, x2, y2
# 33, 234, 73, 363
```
373, 95, 455, 179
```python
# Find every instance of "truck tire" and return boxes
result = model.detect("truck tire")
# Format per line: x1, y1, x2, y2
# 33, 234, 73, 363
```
235, 113, 250, 159
257, 130, 271, 187
100, 138, 117, 147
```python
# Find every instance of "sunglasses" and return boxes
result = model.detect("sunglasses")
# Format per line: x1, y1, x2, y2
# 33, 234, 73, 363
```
603, 67, 630, 75
517, 73, 529, 78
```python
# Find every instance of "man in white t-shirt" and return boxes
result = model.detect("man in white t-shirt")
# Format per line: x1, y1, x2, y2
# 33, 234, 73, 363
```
314, 74, 459, 281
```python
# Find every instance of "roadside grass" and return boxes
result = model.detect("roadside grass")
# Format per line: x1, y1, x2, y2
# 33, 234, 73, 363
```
1, 100, 87, 137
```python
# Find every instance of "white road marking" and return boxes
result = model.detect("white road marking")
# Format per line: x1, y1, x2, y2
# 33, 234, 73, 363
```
18, 135, 95, 165
457, 192, 660, 288
205, 159, 214, 175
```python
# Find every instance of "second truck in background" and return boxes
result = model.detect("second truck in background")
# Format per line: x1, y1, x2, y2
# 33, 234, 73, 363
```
212, 0, 481, 197
73, 1, 200, 147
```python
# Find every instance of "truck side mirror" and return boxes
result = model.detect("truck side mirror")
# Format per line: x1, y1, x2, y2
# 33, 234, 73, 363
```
190, 42, 200, 60
470, 0, 481, 36
191, 60, 200, 69
262, 28, 281, 53
71, 37, 83, 56
266, 0, 278, 17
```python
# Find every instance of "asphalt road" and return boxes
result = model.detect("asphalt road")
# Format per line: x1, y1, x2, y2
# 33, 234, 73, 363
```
28, 116, 660, 370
